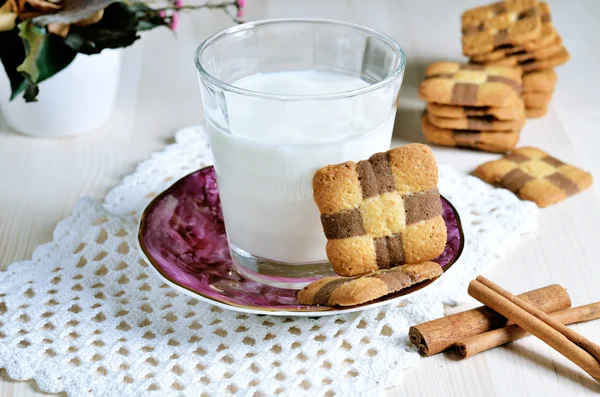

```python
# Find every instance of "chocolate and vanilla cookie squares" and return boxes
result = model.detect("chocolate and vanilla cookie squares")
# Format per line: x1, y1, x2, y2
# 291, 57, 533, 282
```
468, 2, 557, 63
462, 1, 570, 118
297, 262, 442, 306
313, 144, 447, 277
474, 147, 593, 207
461, 0, 542, 57
421, 113, 520, 154
467, 2, 563, 66
419, 62, 524, 153
427, 112, 525, 131
426, 100, 526, 121
420, 62, 522, 107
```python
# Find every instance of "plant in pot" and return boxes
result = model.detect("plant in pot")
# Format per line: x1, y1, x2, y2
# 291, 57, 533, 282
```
0, 0, 244, 138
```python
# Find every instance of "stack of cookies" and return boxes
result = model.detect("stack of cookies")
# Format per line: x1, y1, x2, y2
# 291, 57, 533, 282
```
419, 61, 525, 153
462, 0, 569, 118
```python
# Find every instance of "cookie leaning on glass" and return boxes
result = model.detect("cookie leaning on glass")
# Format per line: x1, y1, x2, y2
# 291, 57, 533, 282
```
312, 143, 447, 277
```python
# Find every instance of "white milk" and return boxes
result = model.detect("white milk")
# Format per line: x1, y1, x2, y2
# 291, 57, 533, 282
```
206, 70, 397, 263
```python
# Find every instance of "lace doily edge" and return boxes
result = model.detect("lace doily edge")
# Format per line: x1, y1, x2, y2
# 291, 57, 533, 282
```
0, 198, 124, 395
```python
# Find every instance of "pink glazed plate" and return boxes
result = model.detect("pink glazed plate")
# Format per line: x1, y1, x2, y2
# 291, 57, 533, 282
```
137, 166, 465, 317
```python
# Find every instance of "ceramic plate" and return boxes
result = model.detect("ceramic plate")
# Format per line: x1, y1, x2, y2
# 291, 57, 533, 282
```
137, 166, 465, 317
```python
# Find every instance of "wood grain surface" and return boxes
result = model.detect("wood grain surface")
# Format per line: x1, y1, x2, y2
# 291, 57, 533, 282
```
0, 1, 599, 396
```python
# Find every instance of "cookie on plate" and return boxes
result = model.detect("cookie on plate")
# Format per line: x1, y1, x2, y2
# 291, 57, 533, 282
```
461, 0, 542, 56
474, 147, 593, 207
297, 262, 443, 306
420, 62, 522, 107
427, 112, 525, 131
421, 112, 520, 153
313, 144, 447, 277
523, 69, 557, 92
426, 100, 526, 120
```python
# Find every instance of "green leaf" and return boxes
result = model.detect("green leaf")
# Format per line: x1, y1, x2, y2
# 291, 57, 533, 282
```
16, 21, 77, 102
0, 28, 26, 100
17, 22, 46, 82
64, 2, 142, 55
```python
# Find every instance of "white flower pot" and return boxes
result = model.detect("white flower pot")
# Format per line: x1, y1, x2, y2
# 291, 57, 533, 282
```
0, 49, 121, 138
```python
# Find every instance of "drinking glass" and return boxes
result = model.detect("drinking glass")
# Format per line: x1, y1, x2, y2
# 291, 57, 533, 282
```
195, 18, 406, 288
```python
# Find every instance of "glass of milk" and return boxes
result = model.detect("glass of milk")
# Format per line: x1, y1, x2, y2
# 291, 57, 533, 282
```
195, 19, 406, 288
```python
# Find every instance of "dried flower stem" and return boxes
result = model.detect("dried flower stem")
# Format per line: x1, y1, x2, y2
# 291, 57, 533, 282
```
155, 2, 237, 13
155, 1, 242, 24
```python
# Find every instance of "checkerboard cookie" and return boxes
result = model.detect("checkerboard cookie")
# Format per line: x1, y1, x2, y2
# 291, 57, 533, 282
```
427, 100, 526, 120
420, 62, 522, 107
523, 69, 557, 92
469, 2, 555, 62
525, 106, 548, 118
476, 36, 564, 69
422, 113, 520, 153
523, 91, 553, 108
313, 144, 447, 277
519, 1, 554, 50
427, 112, 525, 131
462, 0, 542, 56
462, 0, 538, 26
474, 147, 593, 207
520, 35, 563, 60
296, 262, 443, 306
520, 48, 570, 72
476, 35, 564, 67
470, 27, 557, 63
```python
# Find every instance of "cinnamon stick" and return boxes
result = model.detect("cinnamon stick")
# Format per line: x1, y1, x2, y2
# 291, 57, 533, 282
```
409, 284, 571, 356
456, 302, 600, 359
469, 277, 600, 383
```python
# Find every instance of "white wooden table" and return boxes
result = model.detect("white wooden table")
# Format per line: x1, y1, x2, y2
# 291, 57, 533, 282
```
1, 1, 599, 396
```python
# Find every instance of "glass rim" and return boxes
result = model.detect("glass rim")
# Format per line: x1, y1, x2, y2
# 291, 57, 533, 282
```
194, 18, 407, 101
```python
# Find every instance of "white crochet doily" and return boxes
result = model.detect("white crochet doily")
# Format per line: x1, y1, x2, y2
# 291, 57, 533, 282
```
0, 126, 539, 397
